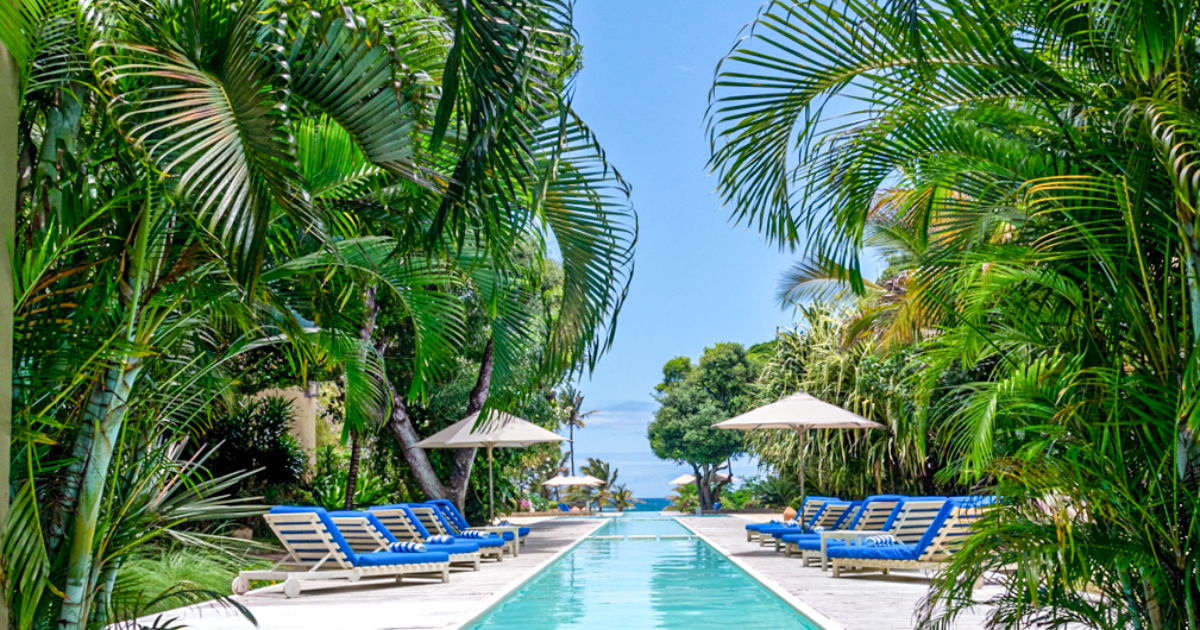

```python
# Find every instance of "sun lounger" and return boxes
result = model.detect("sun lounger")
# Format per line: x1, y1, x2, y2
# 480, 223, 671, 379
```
745, 496, 838, 542
233, 506, 451, 598
778, 494, 905, 564
367, 504, 505, 563
827, 496, 993, 578
757, 498, 850, 548
331, 509, 487, 570
427, 499, 530, 556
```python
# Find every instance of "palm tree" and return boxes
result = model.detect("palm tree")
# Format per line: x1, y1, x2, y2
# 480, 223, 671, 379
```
608, 484, 639, 513
557, 386, 598, 475
710, 1, 1200, 627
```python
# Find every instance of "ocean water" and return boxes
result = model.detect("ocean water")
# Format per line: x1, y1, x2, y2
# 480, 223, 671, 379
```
592, 497, 669, 513
466, 517, 821, 630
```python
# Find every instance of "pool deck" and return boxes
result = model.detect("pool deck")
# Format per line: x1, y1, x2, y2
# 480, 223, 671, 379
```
148, 517, 604, 630
678, 515, 1000, 630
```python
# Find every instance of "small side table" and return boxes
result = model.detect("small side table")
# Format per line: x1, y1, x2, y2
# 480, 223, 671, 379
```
473, 526, 522, 557
818, 531, 878, 571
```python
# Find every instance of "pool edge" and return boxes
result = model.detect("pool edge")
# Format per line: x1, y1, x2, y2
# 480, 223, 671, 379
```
674, 518, 846, 630
443, 519, 610, 630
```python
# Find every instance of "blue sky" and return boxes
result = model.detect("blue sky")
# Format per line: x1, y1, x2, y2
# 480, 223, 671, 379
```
557, 1, 803, 498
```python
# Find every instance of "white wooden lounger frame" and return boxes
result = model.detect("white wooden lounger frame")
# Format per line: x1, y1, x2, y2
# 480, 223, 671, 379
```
785, 499, 900, 564
368, 509, 501, 564
233, 511, 451, 598
830, 503, 988, 578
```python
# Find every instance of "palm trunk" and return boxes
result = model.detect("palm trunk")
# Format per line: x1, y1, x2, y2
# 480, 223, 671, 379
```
344, 428, 361, 510
0, 42, 18, 630
59, 360, 143, 630
447, 338, 492, 510
60, 199, 152, 630
385, 380, 451, 499
346, 286, 377, 510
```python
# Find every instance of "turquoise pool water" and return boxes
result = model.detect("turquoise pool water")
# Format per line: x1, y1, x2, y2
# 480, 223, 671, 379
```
591, 517, 690, 537
466, 518, 822, 630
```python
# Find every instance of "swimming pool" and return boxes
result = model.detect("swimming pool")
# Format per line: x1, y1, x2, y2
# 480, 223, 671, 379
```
465, 518, 823, 630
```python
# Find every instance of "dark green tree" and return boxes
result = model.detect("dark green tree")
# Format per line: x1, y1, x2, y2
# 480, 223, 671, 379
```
648, 343, 754, 509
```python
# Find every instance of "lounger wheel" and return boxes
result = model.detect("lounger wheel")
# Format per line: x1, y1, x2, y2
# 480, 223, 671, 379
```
231, 576, 250, 596
282, 579, 302, 598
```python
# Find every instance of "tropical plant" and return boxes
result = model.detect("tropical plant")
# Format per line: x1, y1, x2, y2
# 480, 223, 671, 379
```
666, 483, 699, 514
202, 396, 308, 493
4, 0, 636, 628
710, 0, 1200, 627
556, 386, 597, 476
648, 345, 749, 509
608, 485, 640, 513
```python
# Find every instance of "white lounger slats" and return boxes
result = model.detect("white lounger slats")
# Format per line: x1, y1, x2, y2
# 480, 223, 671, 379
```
233, 510, 451, 598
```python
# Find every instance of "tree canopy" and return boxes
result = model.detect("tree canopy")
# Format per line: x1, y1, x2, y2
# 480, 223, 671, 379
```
648, 343, 751, 509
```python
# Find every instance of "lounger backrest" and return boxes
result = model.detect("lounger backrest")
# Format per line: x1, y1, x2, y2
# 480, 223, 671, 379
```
368, 504, 432, 542
428, 499, 471, 530
329, 511, 395, 554
812, 501, 853, 529
266, 506, 357, 570
432, 504, 466, 535
885, 497, 949, 543
832, 502, 862, 530
405, 505, 451, 536
916, 499, 992, 561
801, 496, 838, 524
850, 495, 905, 531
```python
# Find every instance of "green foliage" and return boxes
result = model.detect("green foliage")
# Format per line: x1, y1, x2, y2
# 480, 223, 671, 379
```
747, 476, 802, 510
666, 484, 698, 513
711, 0, 1200, 626
202, 396, 308, 492
308, 445, 401, 511
115, 546, 268, 618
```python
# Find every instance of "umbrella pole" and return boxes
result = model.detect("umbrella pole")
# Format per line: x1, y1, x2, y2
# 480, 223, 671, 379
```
796, 428, 807, 520
488, 445, 495, 523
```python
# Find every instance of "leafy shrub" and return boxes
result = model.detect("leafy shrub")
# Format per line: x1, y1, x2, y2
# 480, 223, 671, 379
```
308, 445, 397, 510
667, 484, 699, 512
750, 476, 801, 508
204, 396, 308, 490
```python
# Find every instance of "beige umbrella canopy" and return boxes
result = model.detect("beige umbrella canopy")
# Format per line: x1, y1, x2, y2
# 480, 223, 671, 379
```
542, 475, 604, 488
712, 391, 884, 508
416, 410, 565, 521
669, 473, 734, 486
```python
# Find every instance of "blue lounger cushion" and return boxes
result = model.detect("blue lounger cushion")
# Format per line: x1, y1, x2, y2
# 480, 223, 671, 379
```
355, 550, 452, 567
825, 543, 920, 561
781, 536, 845, 551
498, 528, 531, 542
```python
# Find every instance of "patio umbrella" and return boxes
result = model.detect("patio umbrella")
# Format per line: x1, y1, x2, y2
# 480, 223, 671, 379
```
712, 391, 884, 510
669, 473, 734, 486
542, 475, 604, 487
541, 475, 604, 513
416, 410, 564, 521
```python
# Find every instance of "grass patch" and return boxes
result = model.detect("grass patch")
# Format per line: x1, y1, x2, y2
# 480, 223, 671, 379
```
118, 546, 270, 617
